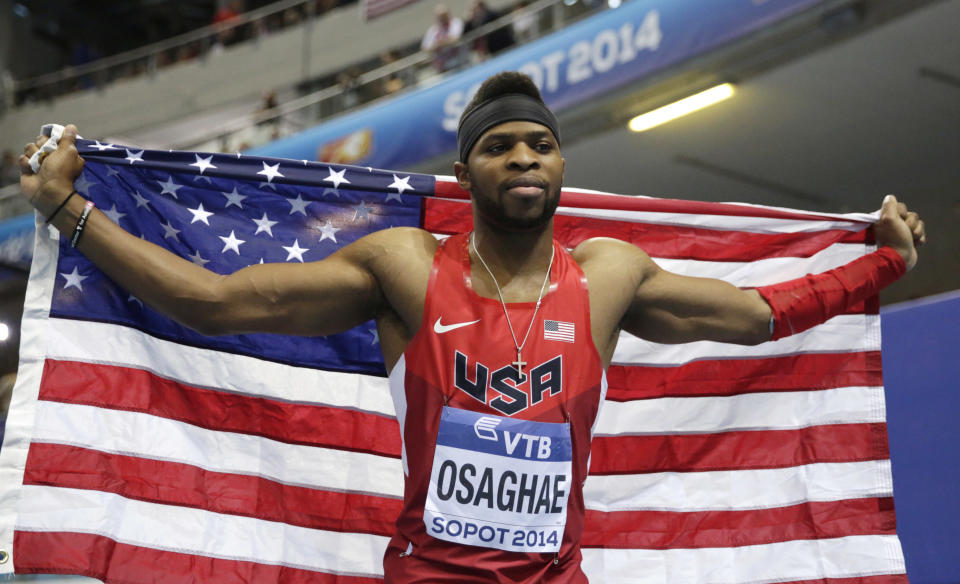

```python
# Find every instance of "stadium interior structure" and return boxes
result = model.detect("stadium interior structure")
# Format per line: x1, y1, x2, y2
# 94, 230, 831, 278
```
0, 0, 957, 582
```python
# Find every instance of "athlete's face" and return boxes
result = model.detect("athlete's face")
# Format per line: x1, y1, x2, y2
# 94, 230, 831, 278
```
454, 120, 565, 232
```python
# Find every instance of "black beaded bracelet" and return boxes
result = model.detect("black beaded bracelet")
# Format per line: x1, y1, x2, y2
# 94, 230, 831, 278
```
70, 200, 96, 248
45, 190, 79, 224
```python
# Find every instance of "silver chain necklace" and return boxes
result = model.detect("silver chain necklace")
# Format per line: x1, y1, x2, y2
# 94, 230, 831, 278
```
470, 232, 554, 376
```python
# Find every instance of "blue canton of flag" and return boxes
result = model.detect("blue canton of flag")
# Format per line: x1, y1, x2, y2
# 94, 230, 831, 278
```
543, 319, 574, 343
58, 141, 432, 375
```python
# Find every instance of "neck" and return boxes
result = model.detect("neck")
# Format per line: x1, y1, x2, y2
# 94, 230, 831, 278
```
470, 219, 554, 280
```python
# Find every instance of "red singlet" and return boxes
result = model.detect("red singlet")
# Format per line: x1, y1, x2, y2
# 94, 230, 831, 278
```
384, 233, 607, 582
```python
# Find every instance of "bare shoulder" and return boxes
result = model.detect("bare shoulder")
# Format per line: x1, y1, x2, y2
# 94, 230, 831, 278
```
339, 226, 439, 268
569, 237, 656, 357
570, 236, 655, 280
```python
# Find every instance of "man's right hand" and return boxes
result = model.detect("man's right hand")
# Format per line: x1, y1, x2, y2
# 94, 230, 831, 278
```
18, 124, 85, 217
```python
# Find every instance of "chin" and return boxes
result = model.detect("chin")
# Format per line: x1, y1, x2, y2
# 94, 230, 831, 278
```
474, 187, 561, 232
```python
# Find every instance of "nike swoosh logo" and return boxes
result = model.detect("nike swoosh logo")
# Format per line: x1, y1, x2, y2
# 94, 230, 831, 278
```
434, 317, 481, 334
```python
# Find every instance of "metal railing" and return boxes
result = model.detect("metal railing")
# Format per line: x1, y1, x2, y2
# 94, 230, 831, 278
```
9, 0, 327, 106
6, 0, 603, 155
178, 0, 604, 154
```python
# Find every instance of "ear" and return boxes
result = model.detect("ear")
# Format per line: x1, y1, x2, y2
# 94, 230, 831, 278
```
453, 161, 472, 192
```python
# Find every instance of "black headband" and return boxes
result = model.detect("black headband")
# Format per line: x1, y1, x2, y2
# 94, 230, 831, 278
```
457, 93, 561, 163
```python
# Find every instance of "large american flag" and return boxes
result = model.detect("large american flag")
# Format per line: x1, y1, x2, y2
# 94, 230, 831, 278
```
0, 140, 907, 582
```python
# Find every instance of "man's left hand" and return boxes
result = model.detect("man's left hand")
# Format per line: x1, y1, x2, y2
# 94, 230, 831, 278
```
875, 194, 925, 270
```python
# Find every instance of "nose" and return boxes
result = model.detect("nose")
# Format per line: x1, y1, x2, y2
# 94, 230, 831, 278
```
505, 142, 540, 171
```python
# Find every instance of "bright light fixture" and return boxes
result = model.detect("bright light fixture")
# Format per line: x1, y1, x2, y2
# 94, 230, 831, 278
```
0, 323, 8, 342
628, 83, 735, 133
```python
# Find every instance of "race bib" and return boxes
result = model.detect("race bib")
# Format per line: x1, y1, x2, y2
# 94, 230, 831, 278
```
424, 406, 572, 553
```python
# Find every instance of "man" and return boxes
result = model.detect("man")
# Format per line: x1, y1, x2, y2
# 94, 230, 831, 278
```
20, 72, 924, 582
422, 3, 465, 72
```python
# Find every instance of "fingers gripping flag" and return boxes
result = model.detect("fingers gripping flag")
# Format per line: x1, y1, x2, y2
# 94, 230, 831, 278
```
0, 141, 907, 582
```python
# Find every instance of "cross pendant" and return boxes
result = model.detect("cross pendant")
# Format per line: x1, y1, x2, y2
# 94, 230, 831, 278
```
512, 350, 526, 376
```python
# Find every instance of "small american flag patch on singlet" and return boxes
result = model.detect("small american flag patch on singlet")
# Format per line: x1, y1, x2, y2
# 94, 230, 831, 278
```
544, 320, 575, 342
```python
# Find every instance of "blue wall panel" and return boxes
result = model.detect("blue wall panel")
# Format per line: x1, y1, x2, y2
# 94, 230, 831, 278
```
882, 291, 960, 583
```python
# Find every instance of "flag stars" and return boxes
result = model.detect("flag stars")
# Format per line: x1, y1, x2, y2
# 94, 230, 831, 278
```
369, 327, 379, 345
130, 190, 150, 209
324, 168, 350, 189
191, 154, 217, 174
60, 266, 88, 291
161, 220, 180, 240
188, 203, 214, 225
252, 213, 278, 237
387, 174, 412, 197
282, 239, 309, 262
193, 175, 213, 184
288, 194, 310, 216
106, 166, 121, 178
221, 186, 247, 209
157, 176, 183, 198
352, 202, 372, 221
128, 294, 143, 307
322, 188, 341, 199
188, 249, 210, 267
102, 204, 126, 224
74, 173, 95, 196
91, 141, 117, 151
125, 149, 144, 164
258, 162, 284, 183
316, 220, 340, 243
219, 231, 245, 254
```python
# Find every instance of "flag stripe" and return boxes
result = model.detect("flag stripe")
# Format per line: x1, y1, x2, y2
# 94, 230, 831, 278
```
16, 485, 390, 576
32, 401, 404, 499
581, 497, 897, 548
45, 318, 397, 416
39, 360, 402, 458
578, 535, 905, 583
20, 443, 894, 549
424, 198, 870, 260
583, 460, 892, 512
651, 244, 869, 285
14, 531, 384, 584
771, 576, 908, 584
589, 423, 890, 474
596, 386, 886, 436
432, 180, 878, 227
606, 352, 883, 400
23, 443, 401, 536
613, 314, 880, 365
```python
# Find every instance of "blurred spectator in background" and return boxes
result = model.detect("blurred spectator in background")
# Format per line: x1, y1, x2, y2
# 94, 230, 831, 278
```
421, 4, 465, 73
0, 69, 12, 116
378, 50, 406, 95
511, 0, 539, 44
1, 151, 21, 187
463, 0, 515, 60
336, 67, 362, 110
211, 0, 246, 49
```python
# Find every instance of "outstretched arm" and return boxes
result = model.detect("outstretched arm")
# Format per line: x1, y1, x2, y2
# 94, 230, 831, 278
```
616, 195, 924, 345
19, 125, 394, 337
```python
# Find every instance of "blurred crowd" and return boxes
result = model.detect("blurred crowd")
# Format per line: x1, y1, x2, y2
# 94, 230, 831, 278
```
7, 0, 600, 156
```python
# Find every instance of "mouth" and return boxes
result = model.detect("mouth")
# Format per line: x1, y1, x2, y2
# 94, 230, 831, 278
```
502, 176, 547, 198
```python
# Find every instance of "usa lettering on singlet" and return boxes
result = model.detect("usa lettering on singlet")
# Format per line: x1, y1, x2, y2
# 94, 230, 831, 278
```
424, 406, 572, 553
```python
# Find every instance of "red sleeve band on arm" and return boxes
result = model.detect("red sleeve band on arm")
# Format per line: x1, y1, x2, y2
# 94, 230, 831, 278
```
756, 246, 907, 340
